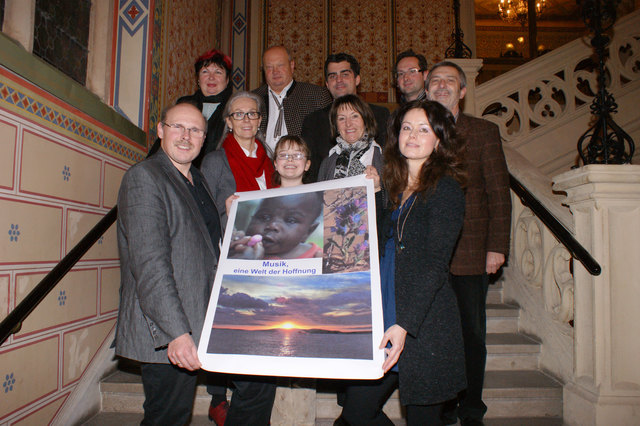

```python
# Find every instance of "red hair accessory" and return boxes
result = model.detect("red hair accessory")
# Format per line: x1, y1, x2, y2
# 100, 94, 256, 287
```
197, 49, 232, 70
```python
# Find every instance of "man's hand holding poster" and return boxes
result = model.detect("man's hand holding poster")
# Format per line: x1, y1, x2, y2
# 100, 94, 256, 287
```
198, 175, 384, 379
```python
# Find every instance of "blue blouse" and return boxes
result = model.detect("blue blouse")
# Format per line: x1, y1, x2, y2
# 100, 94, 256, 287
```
380, 194, 415, 372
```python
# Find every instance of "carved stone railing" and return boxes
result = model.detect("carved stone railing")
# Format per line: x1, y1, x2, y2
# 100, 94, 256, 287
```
476, 9, 640, 176
502, 147, 575, 381
467, 10, 640, 384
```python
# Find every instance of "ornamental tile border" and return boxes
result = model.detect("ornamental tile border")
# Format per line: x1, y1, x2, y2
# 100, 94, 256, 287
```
0, 72, 144, 164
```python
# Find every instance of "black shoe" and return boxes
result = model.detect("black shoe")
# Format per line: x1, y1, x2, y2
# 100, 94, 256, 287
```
333, 415, 349, 426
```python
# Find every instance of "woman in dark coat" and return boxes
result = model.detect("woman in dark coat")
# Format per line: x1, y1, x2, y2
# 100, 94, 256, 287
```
338, 100, 467, 425
149, 48, 233, 168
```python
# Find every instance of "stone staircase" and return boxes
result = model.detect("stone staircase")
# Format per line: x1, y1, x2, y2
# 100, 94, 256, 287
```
85, 282, 563, 425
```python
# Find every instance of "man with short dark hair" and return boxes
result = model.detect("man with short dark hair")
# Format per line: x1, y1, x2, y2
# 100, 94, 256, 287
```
395, 49, 429, 103
301, 52, 390, 181
426, 61, 512, 426
253, 46, 332, 153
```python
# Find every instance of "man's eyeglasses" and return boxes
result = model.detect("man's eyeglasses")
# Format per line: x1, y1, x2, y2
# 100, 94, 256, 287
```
395, 68, 422, 79
162, 122, 206, 139
276, 152, 306, 161
229, 111, 261, 120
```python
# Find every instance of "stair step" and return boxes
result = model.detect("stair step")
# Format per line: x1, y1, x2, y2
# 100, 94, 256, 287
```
84, 412, 213, 425
487, 303, 519, 333
316, 418, 563, 426
484, 370, 563, 418
316, 370, 562, 421
486, 333, 540, 371
101, 371, 212, 415
486, 286, 503, 304
316, 388, 403, 420
484, 418, 563, 426
85, 412, 562, 426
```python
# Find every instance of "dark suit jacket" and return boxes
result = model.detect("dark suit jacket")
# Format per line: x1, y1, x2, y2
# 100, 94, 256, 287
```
450, 113, 511, 275
115, 150, 219, 363
253, 80, 332, 142
301, 103, 390, 182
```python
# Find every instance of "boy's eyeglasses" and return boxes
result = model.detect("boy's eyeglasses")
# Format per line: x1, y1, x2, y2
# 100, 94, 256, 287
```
276, 153, 306, 161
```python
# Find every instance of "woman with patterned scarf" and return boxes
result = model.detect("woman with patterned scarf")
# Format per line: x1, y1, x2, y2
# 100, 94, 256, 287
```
317, 94, 383, 182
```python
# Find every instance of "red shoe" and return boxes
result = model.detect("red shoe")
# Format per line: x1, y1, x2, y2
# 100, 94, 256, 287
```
208, 400, 229, 425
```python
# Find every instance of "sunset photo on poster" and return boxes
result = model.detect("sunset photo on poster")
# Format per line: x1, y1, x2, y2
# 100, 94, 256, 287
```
207, 271, 373, 359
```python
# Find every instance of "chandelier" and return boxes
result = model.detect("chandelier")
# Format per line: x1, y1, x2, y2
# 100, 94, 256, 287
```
498, 0, 546, 25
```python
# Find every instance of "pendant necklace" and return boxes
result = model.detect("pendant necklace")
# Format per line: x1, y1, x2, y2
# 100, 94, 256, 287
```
396, 194, 416, 252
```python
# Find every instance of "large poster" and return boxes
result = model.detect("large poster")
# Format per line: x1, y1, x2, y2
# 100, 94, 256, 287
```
198, 175, 384, 379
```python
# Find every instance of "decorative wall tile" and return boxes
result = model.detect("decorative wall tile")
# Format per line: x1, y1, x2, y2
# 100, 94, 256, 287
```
11, 393, 68, 426
65, 210, 118, 260
112, 0, 152, 129
266, 1, 327, 86
15, 269, 98, 337
0, 119, 17, 189
0, 198, 62, 265
103, 163, 127, 208
0, 337, 58, 420
0, 274, 8, 321
62, 319, 116, 386
20, 130, 101, 206
331, 0, 392, 98
100, 267, 121, 314
0, 69, 145, 163
395, 0, 453, 68
230, 0, 249, 90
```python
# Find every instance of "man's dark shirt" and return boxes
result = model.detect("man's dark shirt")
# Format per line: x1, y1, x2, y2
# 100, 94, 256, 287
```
181, 166, 222, 259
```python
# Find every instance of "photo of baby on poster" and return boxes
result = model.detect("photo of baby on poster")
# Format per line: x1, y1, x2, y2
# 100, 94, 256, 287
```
198, 175, 384, 379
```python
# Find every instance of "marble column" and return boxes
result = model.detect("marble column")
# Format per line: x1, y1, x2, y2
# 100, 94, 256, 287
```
553, 165, 640, 426
447, 58, 483, 116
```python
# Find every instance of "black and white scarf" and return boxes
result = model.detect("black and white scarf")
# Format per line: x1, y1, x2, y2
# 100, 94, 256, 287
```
332, 134, 372, 179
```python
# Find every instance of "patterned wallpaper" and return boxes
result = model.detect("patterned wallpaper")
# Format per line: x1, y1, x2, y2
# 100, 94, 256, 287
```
263, 0, 455, 102
162, 0, 222, 107
265, 1, 328, 87
394, 0, 454, 72
331, 1, 393, 101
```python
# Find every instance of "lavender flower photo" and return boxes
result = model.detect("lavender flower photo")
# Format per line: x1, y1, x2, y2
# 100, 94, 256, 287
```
323, 186, 370, 274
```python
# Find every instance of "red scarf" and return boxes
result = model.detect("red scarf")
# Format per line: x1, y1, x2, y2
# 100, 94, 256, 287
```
222, 133, 275, 191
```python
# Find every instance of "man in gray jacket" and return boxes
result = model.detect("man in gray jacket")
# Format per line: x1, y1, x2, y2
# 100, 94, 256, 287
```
115, 103, 220, 423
